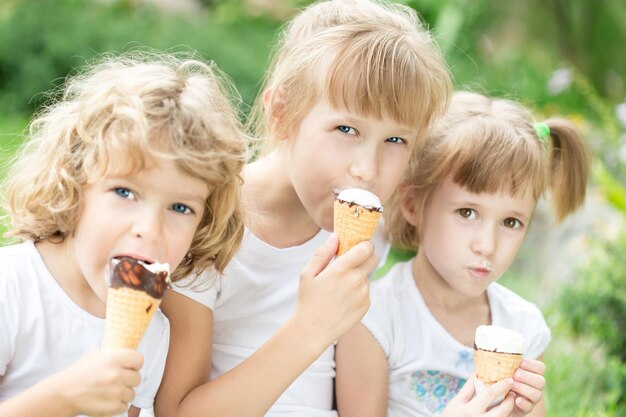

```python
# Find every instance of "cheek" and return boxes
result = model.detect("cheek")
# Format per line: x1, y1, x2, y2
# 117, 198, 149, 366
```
165, 224, 200, 268
76, 254, 109, 301
379, 157, 411, 203
499, 238, 525, 268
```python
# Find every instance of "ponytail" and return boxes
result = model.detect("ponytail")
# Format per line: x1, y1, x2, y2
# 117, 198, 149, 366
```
544, 117, 591, 222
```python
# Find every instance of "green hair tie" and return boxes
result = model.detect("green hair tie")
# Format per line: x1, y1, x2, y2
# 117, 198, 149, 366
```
533, 122, 551, 142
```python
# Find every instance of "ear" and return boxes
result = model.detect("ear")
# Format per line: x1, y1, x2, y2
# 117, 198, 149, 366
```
399, 184, 420, 227
263, 87, 287, 137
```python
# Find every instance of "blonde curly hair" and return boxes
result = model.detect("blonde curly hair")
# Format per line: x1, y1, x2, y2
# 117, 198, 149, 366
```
2, 51, 247, 281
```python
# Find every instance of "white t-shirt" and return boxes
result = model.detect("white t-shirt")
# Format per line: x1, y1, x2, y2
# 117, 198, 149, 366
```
362, 260, 551, 417
175, 225, 390, 417
0, 242, 170, 417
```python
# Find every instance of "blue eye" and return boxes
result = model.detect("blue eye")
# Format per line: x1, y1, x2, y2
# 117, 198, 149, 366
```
171, 203, 193, 215
114, 187, 134, 199
337, 125, 357, 135
386, 137, 406, 144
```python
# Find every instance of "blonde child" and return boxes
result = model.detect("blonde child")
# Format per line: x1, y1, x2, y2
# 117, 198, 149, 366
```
0, 52, 246, 417
152, 1, 452, 416
335, 90, 591, 417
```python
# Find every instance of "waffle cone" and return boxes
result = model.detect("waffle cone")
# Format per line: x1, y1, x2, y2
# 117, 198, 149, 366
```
103, 286, 161, 349
334, 200, 382, 256
474, 348, 522, 386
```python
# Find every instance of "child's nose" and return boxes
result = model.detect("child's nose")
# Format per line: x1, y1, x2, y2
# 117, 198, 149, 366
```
348, 144, 379, 182
131, 209, 164, 243
471, 224, 496, 256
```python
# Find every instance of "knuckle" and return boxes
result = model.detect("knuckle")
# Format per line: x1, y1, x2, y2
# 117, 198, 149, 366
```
538, 361, 546, 373
537, 376, 546, 390
115, 403, 128, 414
531, 389, 543, 404
299, 271, 309, 282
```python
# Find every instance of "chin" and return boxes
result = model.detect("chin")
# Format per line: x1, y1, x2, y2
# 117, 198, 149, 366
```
315, 208, 335, 232
320, 221, 334, 233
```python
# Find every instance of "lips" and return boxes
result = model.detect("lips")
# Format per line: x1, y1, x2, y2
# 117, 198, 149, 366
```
468, 265, 492, 278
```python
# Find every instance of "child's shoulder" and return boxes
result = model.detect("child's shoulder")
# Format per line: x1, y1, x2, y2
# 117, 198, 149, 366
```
0, 241, 36, 274
488, 282, 551, 356
371, 259, 414, 296
488, 282, 543, 316
0, 242, 39, 310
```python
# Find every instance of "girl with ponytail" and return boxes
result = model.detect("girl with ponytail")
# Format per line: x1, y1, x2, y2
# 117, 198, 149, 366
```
336, 90, 590, 417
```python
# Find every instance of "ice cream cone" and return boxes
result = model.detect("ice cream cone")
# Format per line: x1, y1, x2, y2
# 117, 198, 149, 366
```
103, 287, 161, 349
103, 257, 170, 350
333, 189, 383, 256
473, 325, 524, 402
473, 348, 523, 386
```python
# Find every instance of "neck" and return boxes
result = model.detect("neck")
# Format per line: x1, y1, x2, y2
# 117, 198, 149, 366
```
411, 251, 491, 347
35, 238, 106, 317
243, 150, 320, 248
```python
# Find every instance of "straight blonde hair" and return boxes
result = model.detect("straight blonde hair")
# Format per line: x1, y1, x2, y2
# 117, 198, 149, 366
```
248, 0, 452, 156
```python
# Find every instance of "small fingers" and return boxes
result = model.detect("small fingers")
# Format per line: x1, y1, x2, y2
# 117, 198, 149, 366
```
107, 348, 144, 371
512, 367, 545, 403
121, 368, 142, 389
476, 378, 514, 410
519, 358, 546, 375
455, 373, 476, 403
339, 240, 375, 267
514, 394, 536, 414
300, 234, 339, 279
485, 392, 515, 417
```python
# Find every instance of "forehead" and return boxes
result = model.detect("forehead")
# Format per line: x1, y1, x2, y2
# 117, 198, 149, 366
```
101, 155, 209, 193
435, 176, 536, 217
306, 98, 418, 135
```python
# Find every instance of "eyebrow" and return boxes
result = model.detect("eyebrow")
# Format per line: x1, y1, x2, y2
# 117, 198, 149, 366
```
449, 200, 530, 220
175, 193, 208, 206
508, 210, 531, 220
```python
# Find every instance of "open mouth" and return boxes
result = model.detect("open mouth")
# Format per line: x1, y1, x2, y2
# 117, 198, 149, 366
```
112, 255, 153, 266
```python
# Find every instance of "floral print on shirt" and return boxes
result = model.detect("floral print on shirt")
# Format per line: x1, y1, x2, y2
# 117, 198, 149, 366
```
408, 349, 473, 415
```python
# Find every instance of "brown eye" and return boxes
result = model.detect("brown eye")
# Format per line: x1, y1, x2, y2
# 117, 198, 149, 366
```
458, 208, 474, 218
503, 218, 522, 229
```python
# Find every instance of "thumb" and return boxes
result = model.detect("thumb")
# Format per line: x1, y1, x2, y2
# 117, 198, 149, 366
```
456, 374, 476, 403
300, 233, 339, 280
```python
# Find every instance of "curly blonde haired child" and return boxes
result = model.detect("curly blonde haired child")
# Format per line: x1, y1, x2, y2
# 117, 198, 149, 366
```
336, 91, 590, 417
0, 51, 246, 417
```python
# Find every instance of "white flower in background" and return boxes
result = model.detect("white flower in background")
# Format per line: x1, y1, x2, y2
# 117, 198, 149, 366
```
547, 68, 573, 95
616, 102, 626, 130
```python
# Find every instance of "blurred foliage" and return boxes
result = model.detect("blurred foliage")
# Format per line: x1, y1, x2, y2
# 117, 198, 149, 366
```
543, 332, 625, 417
401, 0, 626, 102
0, 0, 280, 115
556, 232, 626, 414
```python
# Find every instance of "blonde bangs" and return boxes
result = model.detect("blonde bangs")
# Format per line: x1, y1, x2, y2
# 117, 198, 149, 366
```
325, 29, 450, 133
255, 10, 452, 152
444, 122, 547, 200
